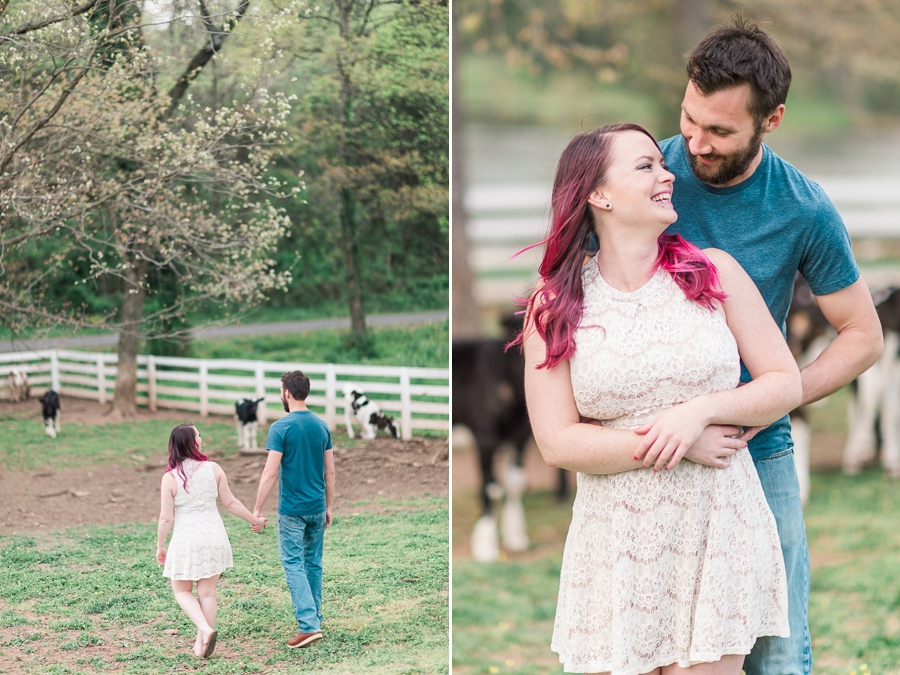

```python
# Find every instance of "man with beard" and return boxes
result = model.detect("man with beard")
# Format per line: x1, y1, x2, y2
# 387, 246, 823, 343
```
254, 370, 334, 649
659, 15, 883, 675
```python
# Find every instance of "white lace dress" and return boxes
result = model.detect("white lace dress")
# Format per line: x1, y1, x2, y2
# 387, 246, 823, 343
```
551, 264, 789, 674
163, 459, 234, 581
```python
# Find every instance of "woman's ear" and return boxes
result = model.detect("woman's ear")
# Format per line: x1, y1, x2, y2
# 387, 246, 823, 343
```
587, 188, 610, 210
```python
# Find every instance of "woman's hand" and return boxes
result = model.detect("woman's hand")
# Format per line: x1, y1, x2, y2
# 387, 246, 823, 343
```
156, 546, 167, 565
633, 398, 711, 472
251, 515, 268, 533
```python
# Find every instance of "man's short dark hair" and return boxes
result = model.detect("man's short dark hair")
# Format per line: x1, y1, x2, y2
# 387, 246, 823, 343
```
686, 14, 792, 127
281, 371, 311, 401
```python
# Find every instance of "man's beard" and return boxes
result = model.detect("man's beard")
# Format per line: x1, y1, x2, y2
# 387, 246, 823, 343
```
281, 393, 289, 413
685, 125, 765, 186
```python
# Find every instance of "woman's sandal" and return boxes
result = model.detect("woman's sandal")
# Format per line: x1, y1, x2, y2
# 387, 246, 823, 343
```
201, 630, 217, 658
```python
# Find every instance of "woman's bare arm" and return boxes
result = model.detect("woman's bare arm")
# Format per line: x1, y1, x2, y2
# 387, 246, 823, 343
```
634, 249, 802, 471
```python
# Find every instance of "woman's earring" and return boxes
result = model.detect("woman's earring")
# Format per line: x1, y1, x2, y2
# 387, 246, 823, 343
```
605, 203, 611, 210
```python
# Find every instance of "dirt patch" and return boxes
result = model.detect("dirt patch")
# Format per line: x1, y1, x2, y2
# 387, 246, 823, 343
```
0, 397, 448, 536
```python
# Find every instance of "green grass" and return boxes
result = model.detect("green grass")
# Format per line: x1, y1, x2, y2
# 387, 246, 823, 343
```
452, 471, 900, 675
0, 498, 448, 674
190, 321, 449, 368
0, 416, 239, 470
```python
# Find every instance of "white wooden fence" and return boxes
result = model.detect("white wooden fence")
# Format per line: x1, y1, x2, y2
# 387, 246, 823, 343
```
0, 350, 449, 439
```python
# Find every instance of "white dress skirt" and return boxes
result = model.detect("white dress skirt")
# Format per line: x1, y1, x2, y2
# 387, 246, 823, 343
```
550, 264, 789, 675
163, 459, 233, 581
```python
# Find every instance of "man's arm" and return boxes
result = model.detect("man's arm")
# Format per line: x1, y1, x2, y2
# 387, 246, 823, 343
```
254, 450, 283, 517
804, 278, 883, 405
324, 448, 334, 527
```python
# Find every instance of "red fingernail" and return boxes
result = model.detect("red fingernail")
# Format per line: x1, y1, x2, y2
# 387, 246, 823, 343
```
633, 456, 638, 460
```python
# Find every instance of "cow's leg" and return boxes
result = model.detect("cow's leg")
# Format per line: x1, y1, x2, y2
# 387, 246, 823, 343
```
880, 331, 900, 478
361, 421, 376, 440
499, 446, 530, 552
344, 408, 355, 439
45, 418, 56, 439
843, 364, 883, 473
235, 418, 243, 447
55, 410, 60, 434
249, 421, 259, 450
791, 410, 811, 505
470, 432, 501, 562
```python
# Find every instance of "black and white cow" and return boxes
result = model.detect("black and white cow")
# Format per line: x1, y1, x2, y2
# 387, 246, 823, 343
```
453, 316, 570, 562
842, 286, 900, 478
342, 384, 400, 440
39, 390, 61, 439
235, 397, 265, 450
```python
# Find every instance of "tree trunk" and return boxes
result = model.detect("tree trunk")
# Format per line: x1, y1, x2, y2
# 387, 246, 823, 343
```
339, 186, 366, 337
112, 256, 148, 417
451, 11, 481, 339
336, 1, 365, 338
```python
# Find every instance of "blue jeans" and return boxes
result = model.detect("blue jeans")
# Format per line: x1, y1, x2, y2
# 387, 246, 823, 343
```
278, 512, 326, 633
744, 449, 812, 675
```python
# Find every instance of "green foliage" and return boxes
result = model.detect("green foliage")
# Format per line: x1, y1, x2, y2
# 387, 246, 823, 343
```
0, 500, 449, 673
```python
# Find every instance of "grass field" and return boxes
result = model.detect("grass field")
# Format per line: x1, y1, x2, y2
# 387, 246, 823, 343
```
452, 469, 900, 675
1, 498, 448, 674
190, 321, 449, 368
0, 403, 449, 673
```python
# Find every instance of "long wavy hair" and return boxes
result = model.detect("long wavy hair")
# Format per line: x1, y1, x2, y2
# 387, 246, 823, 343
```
166, 422, 208, 491
510, 123, 727, 369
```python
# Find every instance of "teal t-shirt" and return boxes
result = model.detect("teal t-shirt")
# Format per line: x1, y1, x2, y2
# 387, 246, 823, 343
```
266, 410, 332, 515
660, 136, 860, 460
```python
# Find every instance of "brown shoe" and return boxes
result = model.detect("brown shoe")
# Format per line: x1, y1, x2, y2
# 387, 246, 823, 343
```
287, 631, 323, 649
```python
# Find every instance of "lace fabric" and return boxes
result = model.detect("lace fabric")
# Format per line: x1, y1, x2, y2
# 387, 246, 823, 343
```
551, 264, 789, 674
163, 459, 234, 581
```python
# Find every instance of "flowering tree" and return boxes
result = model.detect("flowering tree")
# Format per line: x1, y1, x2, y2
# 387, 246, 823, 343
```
0, 0, 295, 416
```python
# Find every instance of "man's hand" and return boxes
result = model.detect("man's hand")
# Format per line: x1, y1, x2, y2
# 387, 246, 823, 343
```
325, 508, 332, 528
683, 425, 747, 469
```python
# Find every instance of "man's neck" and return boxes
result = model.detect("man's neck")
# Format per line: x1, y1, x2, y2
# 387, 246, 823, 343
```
287, 400, 309, 413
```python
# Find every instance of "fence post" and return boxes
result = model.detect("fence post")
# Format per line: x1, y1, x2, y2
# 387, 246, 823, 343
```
148, 355, 157, 412
255, 361, 267, 424
200, 360, 209, 417
97, 355, 106, 404
50, 351, 61, 393
324, 364, 337, 430
400, 368, 412, 440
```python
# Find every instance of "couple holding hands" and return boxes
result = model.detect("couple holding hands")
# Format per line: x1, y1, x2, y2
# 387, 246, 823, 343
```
156, 370, 334, 658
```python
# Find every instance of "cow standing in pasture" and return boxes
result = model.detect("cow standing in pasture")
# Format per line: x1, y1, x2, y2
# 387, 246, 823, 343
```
235, 397, 265, 450
8, 368, 30, 403
342, 384, 400, 440
39, 390, 61, 439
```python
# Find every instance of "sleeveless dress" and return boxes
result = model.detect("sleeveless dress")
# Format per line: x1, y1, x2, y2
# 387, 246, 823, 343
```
163, 459, 234, 581
550, 264, 789, 675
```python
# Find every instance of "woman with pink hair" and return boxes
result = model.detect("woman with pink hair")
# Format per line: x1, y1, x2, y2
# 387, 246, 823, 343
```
515, 124, 800, 674
156, 423, 267, 658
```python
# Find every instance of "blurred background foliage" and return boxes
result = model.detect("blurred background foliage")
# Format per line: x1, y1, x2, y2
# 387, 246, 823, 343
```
455, 0, 900, 135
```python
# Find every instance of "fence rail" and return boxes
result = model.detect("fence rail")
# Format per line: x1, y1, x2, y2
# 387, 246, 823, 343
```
0, 350, 449, 439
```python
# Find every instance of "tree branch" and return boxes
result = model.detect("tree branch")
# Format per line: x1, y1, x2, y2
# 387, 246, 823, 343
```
2, 0, 102, 38
164, 0, 251, 120
0, 58, 93, 178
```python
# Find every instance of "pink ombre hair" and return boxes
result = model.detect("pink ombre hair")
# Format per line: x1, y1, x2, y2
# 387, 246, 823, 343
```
166, 422, 209, 491
510, 123, 727, 369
